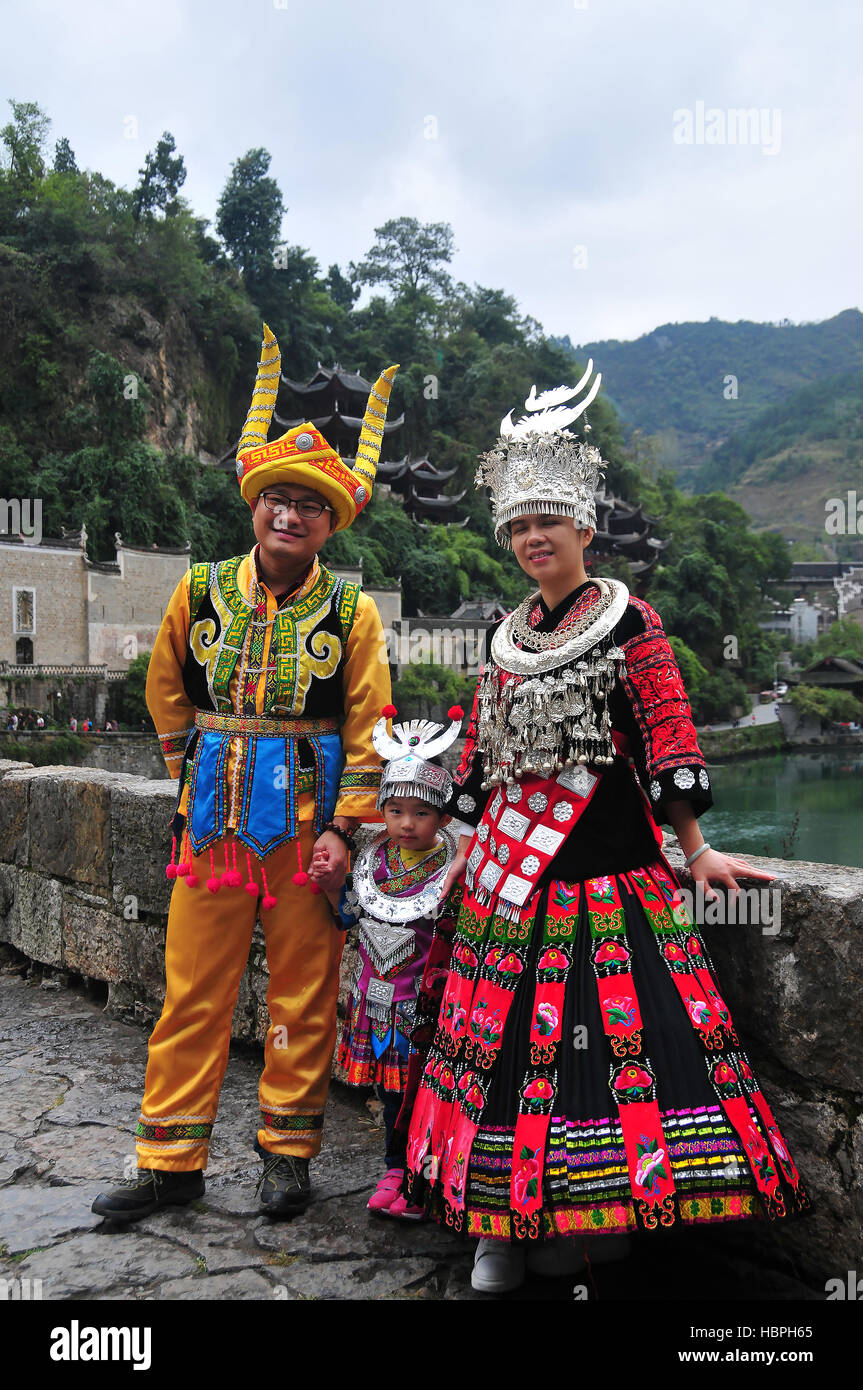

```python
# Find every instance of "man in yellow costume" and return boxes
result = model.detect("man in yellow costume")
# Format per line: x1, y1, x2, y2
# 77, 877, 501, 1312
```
92, 327, 397, 1220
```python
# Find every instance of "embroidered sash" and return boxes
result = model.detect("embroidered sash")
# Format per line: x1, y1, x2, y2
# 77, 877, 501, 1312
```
628, 861, 810, 1218
464, 763, 604, 921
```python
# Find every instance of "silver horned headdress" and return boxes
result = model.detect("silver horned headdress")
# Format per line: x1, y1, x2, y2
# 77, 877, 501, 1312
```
476, 361, 605, 549
373, 705, 464, 811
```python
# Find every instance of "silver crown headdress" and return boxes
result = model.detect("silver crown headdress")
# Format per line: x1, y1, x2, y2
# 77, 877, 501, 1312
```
476, 361, 605, 549
373, 706, 464, 811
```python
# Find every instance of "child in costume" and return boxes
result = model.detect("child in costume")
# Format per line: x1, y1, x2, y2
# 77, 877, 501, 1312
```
404, 369, 810, 1293
314, 705, 466, 1218
92, 325, 397, 1223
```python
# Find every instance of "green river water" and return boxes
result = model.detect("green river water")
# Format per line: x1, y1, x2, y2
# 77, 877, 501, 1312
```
697, 748, 863, 869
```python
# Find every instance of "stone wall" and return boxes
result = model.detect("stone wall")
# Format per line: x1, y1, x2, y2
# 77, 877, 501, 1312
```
0, 733, 169, 782
1, 546, 89, 666
0, 757, 860, 1283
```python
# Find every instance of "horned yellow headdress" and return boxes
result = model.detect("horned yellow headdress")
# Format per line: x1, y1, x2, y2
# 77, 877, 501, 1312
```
235, 324, 399, 531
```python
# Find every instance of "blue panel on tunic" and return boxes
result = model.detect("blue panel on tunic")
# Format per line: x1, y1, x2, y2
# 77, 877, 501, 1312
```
185, 730, 347, 860
186, 731, 226, 851
317, 733, 345, 823
240, 736, 289, 856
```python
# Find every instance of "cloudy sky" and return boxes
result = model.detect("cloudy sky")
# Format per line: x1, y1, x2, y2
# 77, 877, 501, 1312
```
2, 0, 859, 344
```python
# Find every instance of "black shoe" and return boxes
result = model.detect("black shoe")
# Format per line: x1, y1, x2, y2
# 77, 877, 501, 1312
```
256, 1148, 312, 1217
91, 1167, 205, 1223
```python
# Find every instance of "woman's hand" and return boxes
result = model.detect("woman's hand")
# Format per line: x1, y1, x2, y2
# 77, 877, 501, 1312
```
688, 848, 775, 901
441, 834, 474, 897
441, 852, 468, 897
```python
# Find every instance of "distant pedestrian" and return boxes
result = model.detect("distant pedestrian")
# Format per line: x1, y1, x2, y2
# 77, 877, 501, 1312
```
36, 714, 45, 730
69, 717, 78, 733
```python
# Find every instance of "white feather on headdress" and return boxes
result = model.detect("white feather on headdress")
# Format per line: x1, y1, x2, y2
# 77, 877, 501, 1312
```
500, 360, 601, 440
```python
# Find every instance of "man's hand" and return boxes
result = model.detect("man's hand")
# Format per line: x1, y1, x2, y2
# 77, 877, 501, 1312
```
309, 831, 349, 893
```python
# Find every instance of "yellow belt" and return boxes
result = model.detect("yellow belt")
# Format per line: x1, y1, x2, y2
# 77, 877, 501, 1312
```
194, 711, 341, 737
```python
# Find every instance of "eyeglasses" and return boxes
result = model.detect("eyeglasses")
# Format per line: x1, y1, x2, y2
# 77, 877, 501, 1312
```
259, 492, 332, 520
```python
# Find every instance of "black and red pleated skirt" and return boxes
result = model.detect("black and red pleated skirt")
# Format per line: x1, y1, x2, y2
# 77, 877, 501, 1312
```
404, 858, 810, 1243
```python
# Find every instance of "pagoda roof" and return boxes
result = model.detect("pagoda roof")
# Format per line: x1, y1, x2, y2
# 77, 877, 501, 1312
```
407, 488, 467, 511
273, 408, 405, 434
376, 456, 410, 479
417, 515, 471, 530
281, 363, 373, 396
409, 458, 457, 482
626, 556, 659, 577
593, 530, 650, 549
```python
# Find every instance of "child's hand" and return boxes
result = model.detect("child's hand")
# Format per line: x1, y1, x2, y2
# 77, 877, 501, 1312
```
310, 846, 330, 880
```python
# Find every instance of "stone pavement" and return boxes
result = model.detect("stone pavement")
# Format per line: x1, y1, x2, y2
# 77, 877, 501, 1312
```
0, 963, 825, 1303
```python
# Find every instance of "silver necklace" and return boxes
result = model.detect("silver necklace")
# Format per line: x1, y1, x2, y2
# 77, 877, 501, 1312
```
492, 577, 629, 676
509, 581, 613, 652
352, 827, 457, 923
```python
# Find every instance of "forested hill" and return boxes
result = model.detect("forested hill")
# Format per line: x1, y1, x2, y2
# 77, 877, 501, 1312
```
0, 99, 806, 717
555, 309, 863, 479
697, 370, 863, 546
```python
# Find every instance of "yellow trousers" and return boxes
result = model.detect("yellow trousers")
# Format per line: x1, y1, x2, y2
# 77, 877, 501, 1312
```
136, 823, 343, 1171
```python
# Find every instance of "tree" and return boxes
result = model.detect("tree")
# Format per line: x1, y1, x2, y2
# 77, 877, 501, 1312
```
121, 651, 153, 728
53, 137, 77, 174
350, 217, 455, 300
324, 263, 358, 309
216, 148, 284, 285
789, 683, 862, 727
1, 99, 50, 186
131, 132, 187, 223
392, 662, 476, 721
811, 617, 863, 661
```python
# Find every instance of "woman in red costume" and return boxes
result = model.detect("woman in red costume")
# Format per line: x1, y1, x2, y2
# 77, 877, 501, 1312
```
403, 369, 810, 1293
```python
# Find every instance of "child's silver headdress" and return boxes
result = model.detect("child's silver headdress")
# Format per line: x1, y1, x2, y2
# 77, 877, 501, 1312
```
373, 705, 464, 811
476, 362, 605, 549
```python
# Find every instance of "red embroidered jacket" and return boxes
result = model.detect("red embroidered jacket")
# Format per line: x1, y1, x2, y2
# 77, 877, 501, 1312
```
449, 584, 712, 881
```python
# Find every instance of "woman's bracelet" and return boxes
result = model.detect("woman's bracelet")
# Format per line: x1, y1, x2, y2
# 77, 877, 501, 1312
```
684, 842, 711, 868
322, 821, 356, 853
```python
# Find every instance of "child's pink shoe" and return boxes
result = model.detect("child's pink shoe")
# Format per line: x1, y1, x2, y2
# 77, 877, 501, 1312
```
367, 1168, 404, 1214
387, 1193, 426, 1222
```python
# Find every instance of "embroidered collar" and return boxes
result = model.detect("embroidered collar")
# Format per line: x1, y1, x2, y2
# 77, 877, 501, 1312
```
534, 580, 596, 631
243, 548, 321, 609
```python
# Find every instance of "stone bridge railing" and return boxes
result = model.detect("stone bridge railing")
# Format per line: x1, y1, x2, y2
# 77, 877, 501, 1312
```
0, 758, 860, 1284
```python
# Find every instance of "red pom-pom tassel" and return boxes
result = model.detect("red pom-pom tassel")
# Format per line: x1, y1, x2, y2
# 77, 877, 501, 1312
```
448, 705, 464, 720
166, 835, 178, 878
381, 703, 397, 718
186, 873, 199, 888
260, 867, 276, 910
223, 842, 242, 887
207, 848, 221, 893
309, 881, 322, 895
244, 852, 259, 897
176, 830, 193, 877
292, 870, 309, 887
